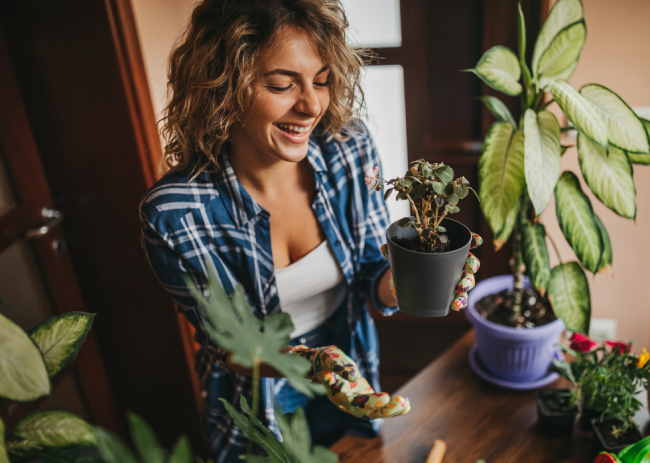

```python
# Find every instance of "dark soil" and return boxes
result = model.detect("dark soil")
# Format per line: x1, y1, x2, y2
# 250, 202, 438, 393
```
475, 288, 556, 328
391, 235, 451, 253
595, 420, 640, 448
539, 391, 576, 414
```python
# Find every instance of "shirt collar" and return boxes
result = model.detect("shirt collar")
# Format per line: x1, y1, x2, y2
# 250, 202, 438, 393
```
212, 133, 331, 228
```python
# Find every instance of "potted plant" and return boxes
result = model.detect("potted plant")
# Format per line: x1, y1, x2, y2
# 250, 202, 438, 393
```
552, 333, 650, 451
371, 159, 477, 317
464, 0, 648, 385
534, 388, 578, 436
594, 435, 650, 463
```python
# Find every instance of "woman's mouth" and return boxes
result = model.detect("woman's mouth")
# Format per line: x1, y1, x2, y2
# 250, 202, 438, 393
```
273, 122, 312, 143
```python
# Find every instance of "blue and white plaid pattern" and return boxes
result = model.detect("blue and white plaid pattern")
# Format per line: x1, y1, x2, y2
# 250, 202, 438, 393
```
139, 123, 397, 461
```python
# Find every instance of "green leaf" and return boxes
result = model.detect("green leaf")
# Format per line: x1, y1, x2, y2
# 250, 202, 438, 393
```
479, 123, 525, 250
37, 444, 103, 463
397, 217, 413, 228
517, 3, 526, 62
524, 109, 562, 216
521, 223, 551, 296
555, 171, 603, 273
220, 397, 289, 462
439, 234, 449, 244
383, 188, 393, 201
169, 437, 192, 463
0, 313, 50, 401
436, 226, 446, 233
185, 268, 326, 398
455, 184, 469, 199
580, 84, 650, 154
479, 96, 517, 128
549, 80, 608, 149
432, 182, 446, 195
445, 205, 460, 214
532, 0, 584, 76
0, 417, 8, 463
628, 118, 650, 164
537, 21, 586, 81
465, 46, 522, 96
28, 312, 95, 379
435, 165, 454, 183
593, 214, 613, 275
128, 412, 166, 463
5, 436, 42, 461
548, 262, 591, 334
94, 428, 138, 463
577, 133, 636, 219
276, 407, 338, 463
12, 411, 95, 448
551, 359, 577, 383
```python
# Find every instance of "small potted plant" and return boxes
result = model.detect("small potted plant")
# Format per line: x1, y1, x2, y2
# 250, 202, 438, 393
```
534, 388, 578, 436
370, 160, 477, 317
552, 333, 650, 451
464, 0, 648, 385
594, 435, 650, 463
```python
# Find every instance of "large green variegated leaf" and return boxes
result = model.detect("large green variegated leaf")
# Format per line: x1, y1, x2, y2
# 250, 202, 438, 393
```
169, 437, 192, 463
479, 123, 525, 250
628, 118, 650, 164
0, 313, 50, 401
549, 80, 608, 149
0, 417, 8, 463
522, 223, 551, 296
466, 46, 522, 96
12, 411, 95, 448
577, 133, 636, 219
594, 214, 613, 275
537, 21, 586, 80
532, 0, 584, 75
479, 96, 517, 128
555, 171, 603, 273
523, 109, 561, 216
580, 84, 650, 154
548, 262, 591, 334
29, 312, 95, 379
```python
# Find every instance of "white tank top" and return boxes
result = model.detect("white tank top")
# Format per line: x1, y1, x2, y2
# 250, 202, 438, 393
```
274, 240, 347, 339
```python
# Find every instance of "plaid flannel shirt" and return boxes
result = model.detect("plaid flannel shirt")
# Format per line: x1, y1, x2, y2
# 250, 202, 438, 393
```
139, 122, 397, 460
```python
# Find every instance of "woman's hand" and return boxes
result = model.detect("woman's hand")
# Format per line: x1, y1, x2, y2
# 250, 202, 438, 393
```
290, 345, 410, 420
450, 232, 482, 311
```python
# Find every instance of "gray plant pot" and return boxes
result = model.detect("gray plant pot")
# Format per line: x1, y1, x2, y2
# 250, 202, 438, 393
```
386, 217, 472, 317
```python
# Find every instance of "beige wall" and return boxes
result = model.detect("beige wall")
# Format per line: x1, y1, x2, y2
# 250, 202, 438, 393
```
131, 0, 198, 127
541, 0, 650, 351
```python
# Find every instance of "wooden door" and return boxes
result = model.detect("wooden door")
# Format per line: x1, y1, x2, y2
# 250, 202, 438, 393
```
0, 30, 121, 433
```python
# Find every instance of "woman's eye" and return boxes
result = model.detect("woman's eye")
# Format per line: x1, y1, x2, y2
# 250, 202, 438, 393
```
314, 82, 329, 88
269, 85, 292, 93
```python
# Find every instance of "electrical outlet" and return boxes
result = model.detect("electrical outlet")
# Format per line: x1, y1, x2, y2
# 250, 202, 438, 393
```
589, 318, 617, 343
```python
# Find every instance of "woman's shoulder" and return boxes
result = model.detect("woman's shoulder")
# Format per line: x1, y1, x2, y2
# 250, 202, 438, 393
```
140, 169, 219, 219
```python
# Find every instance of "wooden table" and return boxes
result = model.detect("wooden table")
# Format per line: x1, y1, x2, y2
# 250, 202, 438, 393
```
332, 331, 637, 463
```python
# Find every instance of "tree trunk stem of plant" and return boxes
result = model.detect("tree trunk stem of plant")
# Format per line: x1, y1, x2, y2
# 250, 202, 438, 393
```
512, 223, 525, 317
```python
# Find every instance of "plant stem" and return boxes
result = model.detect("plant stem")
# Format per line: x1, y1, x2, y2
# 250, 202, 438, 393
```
406, 194, 422, 241
435, 210, 448, 229
511, 222, 525, 317
246, 359, 261, 456
546, 232, 563, 265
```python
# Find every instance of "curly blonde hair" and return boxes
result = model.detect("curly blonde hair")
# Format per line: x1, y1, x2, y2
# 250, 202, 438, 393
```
161, 0, 372, 177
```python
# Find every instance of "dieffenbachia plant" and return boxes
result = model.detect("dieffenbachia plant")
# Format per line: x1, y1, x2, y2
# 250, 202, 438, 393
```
373, 160, 477, 247
466, 0, 649, 333
0, 311, 99, 462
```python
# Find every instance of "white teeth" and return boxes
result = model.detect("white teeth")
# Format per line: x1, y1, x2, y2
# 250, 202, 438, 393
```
277, 123, 310, 134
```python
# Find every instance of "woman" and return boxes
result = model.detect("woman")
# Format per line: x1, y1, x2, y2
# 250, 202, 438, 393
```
140, 1, 479, 460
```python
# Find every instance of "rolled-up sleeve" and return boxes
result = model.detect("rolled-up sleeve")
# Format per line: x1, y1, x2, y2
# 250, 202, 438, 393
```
139, 202, 229, 375
356, 128, 399, 316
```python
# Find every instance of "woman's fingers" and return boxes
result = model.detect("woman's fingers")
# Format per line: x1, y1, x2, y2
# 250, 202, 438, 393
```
464, 252, 480, 274
470, 232, 483, 249
319, 346, 360, 383
451, 293, 468, 311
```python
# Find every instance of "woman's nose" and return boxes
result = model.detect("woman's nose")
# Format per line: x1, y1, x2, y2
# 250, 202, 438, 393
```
294, 85, 321, 118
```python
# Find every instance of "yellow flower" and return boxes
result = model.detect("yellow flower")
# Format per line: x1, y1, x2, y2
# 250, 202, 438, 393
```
637, 348, 649, 368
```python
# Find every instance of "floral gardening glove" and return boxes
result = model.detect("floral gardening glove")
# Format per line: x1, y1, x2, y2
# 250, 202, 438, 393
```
381, 232, 483, 312
289, 345, 411, 420
450, 232, 482, 311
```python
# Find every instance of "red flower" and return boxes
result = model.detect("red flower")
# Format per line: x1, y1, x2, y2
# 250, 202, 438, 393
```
570, 333, 596, 353
606, 340, 631, 354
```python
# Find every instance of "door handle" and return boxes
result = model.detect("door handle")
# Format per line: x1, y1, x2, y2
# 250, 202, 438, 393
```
25, 207, 64, 239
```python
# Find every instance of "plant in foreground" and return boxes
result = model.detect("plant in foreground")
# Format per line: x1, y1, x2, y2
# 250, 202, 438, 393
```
594, 434, 650, 463
552, 333, 650, 439
370, 159, 476, 250
468, 0, 649, 330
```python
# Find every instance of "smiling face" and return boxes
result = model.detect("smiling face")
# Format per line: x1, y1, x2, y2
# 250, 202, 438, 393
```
229, 26, 331, 165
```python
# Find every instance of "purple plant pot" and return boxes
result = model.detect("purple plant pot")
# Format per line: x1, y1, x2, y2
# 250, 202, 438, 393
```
466, 275, 565, 383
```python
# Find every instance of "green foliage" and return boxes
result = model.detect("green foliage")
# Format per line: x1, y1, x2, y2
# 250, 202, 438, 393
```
0, 417, 8, 463
554, 340, 650, 439
375, 160, 477, 247
465, 46, 522, 96
219, 396, 337, 463
185, 267, 325, 398
548, 262, 591, 334
521, 223, 551, 296
0, 313, 50, 402
479, 96, 517, 127
29, 312, 95, 379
